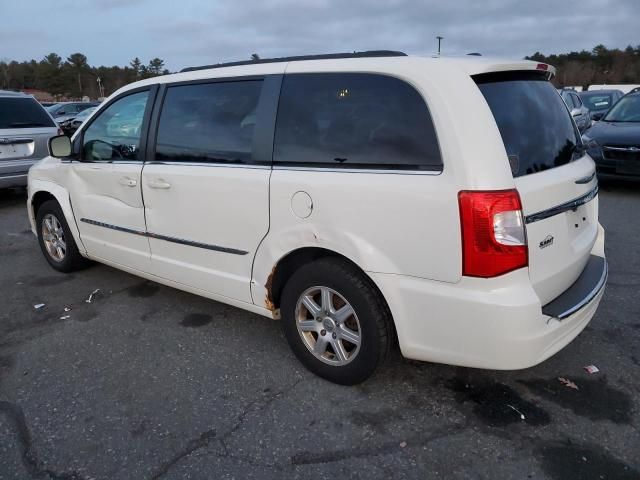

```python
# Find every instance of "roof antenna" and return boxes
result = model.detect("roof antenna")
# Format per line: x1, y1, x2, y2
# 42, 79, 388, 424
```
436, 36, 443, 56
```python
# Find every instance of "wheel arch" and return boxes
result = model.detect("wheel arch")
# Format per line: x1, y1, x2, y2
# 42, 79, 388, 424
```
28, 180, 86, 254
264, 246, 397, 343
31, 190, 56, 217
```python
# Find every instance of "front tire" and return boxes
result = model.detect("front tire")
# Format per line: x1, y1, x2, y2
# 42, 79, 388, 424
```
281, 257, 392, 385
36, 200, 90, 272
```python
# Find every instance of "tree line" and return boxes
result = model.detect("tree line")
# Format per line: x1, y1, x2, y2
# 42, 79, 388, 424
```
0, 53, 170, 100
2, 45, 639, 100
528, 44, 640, 88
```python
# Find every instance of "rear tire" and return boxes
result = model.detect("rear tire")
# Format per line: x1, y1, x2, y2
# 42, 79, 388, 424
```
36, 200, 91, 273
281, 257, 392, 385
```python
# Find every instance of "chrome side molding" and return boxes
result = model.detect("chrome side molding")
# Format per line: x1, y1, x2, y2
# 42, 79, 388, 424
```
80, 218, 248, 255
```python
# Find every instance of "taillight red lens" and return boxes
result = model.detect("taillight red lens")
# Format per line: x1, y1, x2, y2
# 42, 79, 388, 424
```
458, 189, 528, 278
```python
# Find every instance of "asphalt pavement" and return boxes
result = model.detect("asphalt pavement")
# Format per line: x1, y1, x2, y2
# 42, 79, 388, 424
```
0, 181, 639, 480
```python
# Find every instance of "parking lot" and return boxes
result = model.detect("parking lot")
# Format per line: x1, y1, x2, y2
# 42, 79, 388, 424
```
0, 182, 638, 480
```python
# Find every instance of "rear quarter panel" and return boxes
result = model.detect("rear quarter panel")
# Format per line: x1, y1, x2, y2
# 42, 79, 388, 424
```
252, 58, 521, 306
253, 169, 461, 304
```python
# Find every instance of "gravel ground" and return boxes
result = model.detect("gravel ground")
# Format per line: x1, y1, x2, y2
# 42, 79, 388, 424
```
0, 181, 638, 480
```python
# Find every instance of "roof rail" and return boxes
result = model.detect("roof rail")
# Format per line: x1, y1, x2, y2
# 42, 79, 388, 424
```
180, 50, 407, 73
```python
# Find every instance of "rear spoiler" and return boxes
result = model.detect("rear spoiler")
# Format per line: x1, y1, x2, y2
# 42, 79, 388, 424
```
460, 59, 556, 79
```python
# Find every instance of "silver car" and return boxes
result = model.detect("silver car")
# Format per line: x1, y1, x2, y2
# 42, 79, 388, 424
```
558, 88, 591, 132
0, 90, 58, 188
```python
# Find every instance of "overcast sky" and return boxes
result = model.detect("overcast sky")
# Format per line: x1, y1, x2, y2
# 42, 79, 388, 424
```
1, 0, 637, 71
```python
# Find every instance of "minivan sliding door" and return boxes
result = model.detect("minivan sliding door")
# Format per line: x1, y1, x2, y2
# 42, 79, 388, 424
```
142, 75, 282, 303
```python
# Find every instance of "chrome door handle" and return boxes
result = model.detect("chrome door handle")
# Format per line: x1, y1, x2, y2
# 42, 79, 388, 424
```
119, 177, 138, 187
148, 179, 171, 189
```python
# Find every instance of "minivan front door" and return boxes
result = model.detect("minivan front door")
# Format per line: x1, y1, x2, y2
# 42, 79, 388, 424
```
142, 78, 279, 304
69, 88, 155, 271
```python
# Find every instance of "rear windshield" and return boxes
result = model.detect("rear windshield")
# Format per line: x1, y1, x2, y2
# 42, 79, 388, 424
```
580, 93, 614, 111
474, 72, 581, 178
0, 97, 56, 129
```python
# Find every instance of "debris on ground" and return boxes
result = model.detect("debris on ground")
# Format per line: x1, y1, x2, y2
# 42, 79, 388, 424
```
558, 377, 579, 390
399, 441, 407, 448
506, 404, 526, 420
584, 365, 600, 374
64, 307, 71, 312
33, 303, 45, 309
85, 289, 100, 304
59, 315, 71, 320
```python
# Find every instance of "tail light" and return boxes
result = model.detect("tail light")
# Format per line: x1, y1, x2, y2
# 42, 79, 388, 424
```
458, 189, 527, 277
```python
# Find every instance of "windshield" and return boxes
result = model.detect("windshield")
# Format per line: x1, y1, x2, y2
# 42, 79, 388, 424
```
475, 71, 581, 177
75, 108, 96, 120
603, 95, 640, 122
0, 97, 56, 129
580, 93, 614, 111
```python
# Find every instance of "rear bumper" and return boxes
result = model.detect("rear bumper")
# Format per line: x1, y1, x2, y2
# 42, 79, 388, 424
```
0, 173, 28, 188
542, 255, 607, 319
371, 234, 606, 370
0, 159, 38, 188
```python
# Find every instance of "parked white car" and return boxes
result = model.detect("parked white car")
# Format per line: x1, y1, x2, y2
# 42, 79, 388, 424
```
28, 52, 607, 384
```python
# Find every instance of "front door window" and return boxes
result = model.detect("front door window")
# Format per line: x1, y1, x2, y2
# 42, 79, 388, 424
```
82, 91, 149, 162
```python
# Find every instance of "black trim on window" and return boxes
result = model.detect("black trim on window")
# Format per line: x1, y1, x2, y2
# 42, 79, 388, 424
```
272, 161, 442, 171
473, 70, 550, 84
252, 75, 282, 165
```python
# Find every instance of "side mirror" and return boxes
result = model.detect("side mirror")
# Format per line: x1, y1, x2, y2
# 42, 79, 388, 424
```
48, 135, 72, 158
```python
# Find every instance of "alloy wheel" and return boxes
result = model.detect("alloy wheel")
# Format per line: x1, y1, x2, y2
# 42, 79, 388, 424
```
295, 286, 362, 366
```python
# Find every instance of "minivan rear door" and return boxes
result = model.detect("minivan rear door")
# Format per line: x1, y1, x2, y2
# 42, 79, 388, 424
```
475, 71, 599, 305
0, 96, 57, 182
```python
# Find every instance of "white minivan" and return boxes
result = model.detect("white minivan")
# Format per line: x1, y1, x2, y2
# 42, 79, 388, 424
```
28, 51, 607, 384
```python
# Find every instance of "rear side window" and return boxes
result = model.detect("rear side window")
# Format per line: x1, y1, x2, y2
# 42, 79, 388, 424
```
155, 80, 262, 164
475, 72, 581, 177
0, 97, 56, 129
274, 73, 442, 170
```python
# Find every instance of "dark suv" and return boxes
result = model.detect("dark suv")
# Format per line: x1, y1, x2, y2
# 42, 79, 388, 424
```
582, 91, 640, 178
